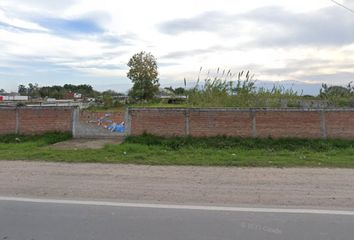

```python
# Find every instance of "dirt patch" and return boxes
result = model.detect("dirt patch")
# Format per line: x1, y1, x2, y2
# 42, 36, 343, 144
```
1, 161, 354, 209
51, 138, 123, 150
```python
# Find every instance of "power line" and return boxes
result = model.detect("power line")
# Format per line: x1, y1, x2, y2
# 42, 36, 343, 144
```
331, 0, 354, 13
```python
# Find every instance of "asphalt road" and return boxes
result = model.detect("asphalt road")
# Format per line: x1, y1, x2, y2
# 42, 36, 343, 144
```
1, 198, 354, 240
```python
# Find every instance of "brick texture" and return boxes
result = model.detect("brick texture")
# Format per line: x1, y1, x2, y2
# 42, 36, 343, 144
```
0, 109, 17, 134
189, 111, 252, 137
130, 109, 186, 136
255, 111, 321, 138
129, 108, 354, 139
326, 111, 354, 139
2, 107, 354, 139
0, 107, 74, 135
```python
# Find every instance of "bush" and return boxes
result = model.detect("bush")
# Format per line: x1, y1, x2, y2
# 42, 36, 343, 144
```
0, 132, 72, 144
125, 134, 354, 151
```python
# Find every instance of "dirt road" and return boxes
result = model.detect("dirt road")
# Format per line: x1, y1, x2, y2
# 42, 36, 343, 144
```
1, 161, 354, 209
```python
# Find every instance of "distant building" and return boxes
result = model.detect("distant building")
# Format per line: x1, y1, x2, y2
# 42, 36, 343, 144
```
64, 92, 83, 100
160, 95, 188, 104
74, 93, 82, 99
0, 95, 29, 101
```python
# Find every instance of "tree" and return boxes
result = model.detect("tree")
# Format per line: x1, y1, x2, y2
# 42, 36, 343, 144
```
18, 85, 27, 96
27, 83, 40, 98
127, 51, 159, 101
163, 86, 186, 95
174, 87, 186, 95
319, 83, 353, 98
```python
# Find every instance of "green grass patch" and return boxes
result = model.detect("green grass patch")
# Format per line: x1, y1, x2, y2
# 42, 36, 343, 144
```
0, 132, 72, 145
0, 133, 353, 168
125, 134, 354, 151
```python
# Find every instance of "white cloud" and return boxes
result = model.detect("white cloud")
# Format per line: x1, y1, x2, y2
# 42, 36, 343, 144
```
0, 0, 353, 93
0, 8, 48, 31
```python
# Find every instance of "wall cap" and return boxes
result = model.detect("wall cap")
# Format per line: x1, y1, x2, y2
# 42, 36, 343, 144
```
128, 107, 354, 112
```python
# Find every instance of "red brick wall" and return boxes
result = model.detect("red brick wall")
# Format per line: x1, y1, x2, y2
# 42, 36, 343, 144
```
189, 111, 253, 137
326, 111, 354, 139
255, 111, 321, 138
0, 108, 17, 134
129, 108, 354, 139
130, 109, 186, 136
0, 107, 74, 135
2, 107, 354, 139
19, 108, 73, 134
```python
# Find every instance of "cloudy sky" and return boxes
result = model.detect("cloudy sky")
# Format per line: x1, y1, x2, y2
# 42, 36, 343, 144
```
1, 0, 354, 94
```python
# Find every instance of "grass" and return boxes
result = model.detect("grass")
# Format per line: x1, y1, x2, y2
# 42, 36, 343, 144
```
0, 133, 353, 168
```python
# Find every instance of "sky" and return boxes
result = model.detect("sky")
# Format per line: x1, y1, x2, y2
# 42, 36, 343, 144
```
0, 0, 354, 95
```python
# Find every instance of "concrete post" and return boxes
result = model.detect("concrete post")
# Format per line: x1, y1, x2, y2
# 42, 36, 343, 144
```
320, 110, 327, 139
185, 109, 190, 136
15, 107, 20, 134
125, 108, 132, 136
251, 110, 257, 138
71, 107, 79, 138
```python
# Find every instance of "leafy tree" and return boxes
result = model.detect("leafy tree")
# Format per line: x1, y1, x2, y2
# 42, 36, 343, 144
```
18, 85, 27, 96
127, 51, 159, 101
174, 87, 186, 95
102, 90, 121, 97
100, 90, 125, 108
164, 86, 186, 95
0, 89, 6, 94
37, 84, 97, 99
319, 83, 353, 98
39, 85, 65, 99
18, 83, 40, 98
28, 83, 39, 98
64, 84, 96, 97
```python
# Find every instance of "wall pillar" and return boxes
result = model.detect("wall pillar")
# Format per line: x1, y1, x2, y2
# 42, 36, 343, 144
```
320, 110, 327, 139
125, 108, 132, 136
251, 110, 257, 138
185, 109, 190, 136
71, 107, 79, 138
15, 108, 20, 134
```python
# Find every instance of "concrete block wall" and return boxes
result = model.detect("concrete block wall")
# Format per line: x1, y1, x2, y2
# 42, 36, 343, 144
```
128, 108, 354, 139
79, 111, 125, 125
0, 107, 74, 135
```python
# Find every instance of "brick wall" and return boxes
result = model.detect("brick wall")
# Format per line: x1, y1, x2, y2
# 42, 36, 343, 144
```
2, 107, 354, 139
0, 108, 17, 135
128, 108, 354, 139
255, 111, 322, 139
189, 110, 252, 137
129, 109, 186, 136
326, 111, 354, 139
0, 107, 74, 135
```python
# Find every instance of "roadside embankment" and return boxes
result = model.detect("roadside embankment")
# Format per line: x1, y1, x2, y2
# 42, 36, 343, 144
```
1, 161, 354, 209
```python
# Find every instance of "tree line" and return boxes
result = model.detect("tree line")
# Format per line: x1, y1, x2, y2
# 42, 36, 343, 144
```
17, 83, 98, 99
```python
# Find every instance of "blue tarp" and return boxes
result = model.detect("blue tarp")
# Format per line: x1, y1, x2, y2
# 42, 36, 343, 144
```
108, 123, 125, 133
